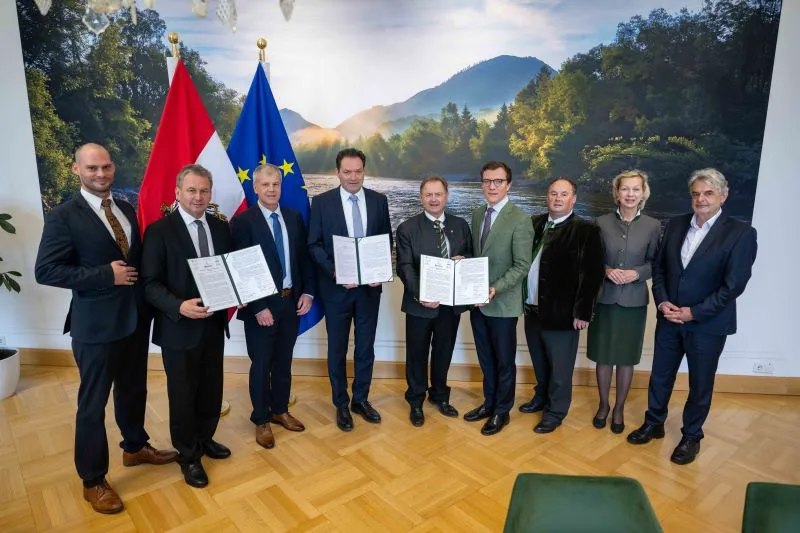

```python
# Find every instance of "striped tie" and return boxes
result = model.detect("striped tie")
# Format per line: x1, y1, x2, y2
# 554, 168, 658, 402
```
434, 220, 448, 258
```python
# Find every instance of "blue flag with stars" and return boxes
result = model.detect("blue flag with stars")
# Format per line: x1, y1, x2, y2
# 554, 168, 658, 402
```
227, 63, 322, 335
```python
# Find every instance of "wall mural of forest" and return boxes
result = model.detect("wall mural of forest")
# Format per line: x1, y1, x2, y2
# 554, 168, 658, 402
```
18, 0, 781, 225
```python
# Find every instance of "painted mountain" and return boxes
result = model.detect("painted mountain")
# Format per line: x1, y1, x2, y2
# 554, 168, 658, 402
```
287, 55, 553, 145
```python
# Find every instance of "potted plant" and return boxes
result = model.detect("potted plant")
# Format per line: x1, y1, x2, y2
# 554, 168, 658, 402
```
0, 212, 21, 399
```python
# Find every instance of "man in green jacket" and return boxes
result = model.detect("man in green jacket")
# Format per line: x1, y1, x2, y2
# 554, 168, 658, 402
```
464, 161, 534, 435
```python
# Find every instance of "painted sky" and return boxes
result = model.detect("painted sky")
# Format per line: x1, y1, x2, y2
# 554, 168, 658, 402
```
153, 0, 704, 127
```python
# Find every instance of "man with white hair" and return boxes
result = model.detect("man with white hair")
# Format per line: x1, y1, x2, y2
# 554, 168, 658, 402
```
627, 168, 757, 465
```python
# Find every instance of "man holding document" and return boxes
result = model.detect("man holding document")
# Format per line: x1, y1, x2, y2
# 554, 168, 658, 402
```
141, 164, 234, 488
396, 176, 474, 427
230, 164, 316, 449
308, 148, 392, 431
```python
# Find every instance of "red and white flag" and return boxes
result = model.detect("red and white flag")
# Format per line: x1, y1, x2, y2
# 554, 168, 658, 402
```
138, 59, 246, 233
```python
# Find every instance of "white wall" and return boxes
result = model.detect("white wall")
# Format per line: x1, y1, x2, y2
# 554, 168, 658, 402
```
1, 0, 798, 377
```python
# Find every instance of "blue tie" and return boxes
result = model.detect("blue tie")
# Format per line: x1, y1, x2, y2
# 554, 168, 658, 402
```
270, 213, 286, 284
350, 194, 364, 238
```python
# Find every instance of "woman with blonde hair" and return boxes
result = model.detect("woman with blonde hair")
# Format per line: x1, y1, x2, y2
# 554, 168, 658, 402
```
587, 170, 661, 433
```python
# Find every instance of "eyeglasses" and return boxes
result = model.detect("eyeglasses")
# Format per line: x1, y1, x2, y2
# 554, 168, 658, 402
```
481, 179, 507, 188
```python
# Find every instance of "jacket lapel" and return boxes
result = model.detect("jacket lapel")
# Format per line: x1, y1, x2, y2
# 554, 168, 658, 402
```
254, 207, 281, 267
473, 206, 486, 254
168, 211, 199, 259
483, 202, 513, 253
74, 194, 124, 255
685, 213, 728, 269
331, 188, 349, 237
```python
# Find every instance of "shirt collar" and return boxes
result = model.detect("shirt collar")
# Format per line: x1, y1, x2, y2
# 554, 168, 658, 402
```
548, 211, 573, 226
340, 186, 365, 203
488, 195, 510, 213
177, 204, 208, 226
615, 208, 641, 221
424, 211, 446, 224
691, 208, 723, 230
258, 202, 282, 218
80, 188, 114, 211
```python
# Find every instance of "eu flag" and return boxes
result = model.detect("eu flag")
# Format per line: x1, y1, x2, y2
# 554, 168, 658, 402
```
227, 63, 322, 335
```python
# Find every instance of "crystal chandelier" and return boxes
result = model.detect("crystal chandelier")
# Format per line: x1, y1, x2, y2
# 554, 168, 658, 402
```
31, 0, 297, 36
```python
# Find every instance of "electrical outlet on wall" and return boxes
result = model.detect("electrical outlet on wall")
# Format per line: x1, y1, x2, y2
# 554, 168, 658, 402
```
753, 361, 775, 374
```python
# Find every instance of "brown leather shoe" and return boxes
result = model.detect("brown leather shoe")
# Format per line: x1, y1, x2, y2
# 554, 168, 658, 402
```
122, 443, 179, 467
256, 423, 275, 449
271, 412, 306, 432
83, 479, 124, 514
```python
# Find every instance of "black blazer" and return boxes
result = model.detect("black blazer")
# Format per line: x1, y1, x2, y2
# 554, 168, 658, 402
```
652, 212, 757, 335
140, 211, 233, 350
532, 213, 606, 330
396, 211, 473, 318
35, 193, 145, 343
307, 186, 392, 303
230, 204, 317, 320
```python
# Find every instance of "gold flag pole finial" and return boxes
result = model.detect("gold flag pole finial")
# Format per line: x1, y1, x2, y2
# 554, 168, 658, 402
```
168, 32, 180, 58
257, 37, 267, 62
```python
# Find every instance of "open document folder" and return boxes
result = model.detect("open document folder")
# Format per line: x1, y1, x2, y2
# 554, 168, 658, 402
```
418, 255, 489, 307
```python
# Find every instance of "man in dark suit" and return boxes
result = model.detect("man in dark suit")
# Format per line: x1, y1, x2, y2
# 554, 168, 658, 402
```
465, 161, 534, 436
34, 143, 177, 515
307, 148, 392, 431
519, 177, 605, 434
627, 168, 757, 465
141, 164, 234, 487
230, 164, 316, 449
396, 176, 472, 427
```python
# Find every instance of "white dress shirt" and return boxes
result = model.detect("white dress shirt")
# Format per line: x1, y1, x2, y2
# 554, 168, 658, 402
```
258, 202, 292, 289
80, 188, 132, 244
177, 205, 215, 257
424, 211, 451, 257
526, 211, 573, 305
681, 208, 723, 268
339, 186, 367, 238
479, 195, 510, 236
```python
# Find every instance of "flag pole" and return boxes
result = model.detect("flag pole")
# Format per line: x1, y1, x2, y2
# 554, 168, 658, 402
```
256, 36, 296, 408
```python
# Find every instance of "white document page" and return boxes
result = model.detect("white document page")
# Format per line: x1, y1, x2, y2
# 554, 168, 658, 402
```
356, 233, 393, 285
419, 254, 456, 306
225, 245, 278, 304
187, 256, 239, 312
333, 235, 359, 285
454, 257, 490, 305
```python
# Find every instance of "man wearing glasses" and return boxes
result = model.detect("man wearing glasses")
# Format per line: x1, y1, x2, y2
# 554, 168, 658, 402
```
463, 161, 534, 435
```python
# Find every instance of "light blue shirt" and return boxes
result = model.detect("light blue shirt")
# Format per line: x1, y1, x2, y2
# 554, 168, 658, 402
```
339, 186, 367, 238
258, 202, 292, 289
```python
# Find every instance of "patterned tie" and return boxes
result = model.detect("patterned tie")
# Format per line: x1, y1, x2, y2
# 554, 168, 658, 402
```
349, 194, 364, 238
532, 220, 555, 259
194, 220, 210, 257
100, 198, 129, 258
479, 206, 494, 252
270, 212, 286, 283
434, 220, 448, 258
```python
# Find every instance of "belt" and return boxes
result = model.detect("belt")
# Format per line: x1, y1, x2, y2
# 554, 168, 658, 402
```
279, 288, 293, 298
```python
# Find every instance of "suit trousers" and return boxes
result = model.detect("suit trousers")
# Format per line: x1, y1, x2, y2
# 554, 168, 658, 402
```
71, 325, 150, 485
645, 319, 727, 439
470, 309, 518, 415
324, 287, 381, 407
404, 309, 460, 407
161, 319, 224, 463
243, 296, 299, 425
524, 308, 580, 423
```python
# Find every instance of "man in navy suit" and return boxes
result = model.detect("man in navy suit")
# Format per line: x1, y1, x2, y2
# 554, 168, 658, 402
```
35, 143, 177, 515
230, 164, 316, 449
627, 168, 757, 465
308, 148, 392, 431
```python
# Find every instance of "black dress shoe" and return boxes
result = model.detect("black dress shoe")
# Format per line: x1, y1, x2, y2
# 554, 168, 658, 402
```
670, 437, 700, 465
351, 401, 381, 423
626, 422, 665, 445
409, 407, 425, 427
519, 397, 546, 414
463, 404, 492, 422
480, 413, 510, 436
534, 419, 561, 434
180, 460, 209, 488
428, 399, 459, 418
202, 440, 231, 459
336, 406, 354, 432
611, 422, 625, 434
592, 414, 608, 429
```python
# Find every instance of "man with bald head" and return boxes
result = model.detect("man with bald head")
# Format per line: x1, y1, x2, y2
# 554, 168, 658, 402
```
35, 143, 178, 515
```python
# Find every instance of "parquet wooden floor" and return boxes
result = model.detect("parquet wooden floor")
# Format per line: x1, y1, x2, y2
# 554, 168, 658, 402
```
1, 365, 799, 532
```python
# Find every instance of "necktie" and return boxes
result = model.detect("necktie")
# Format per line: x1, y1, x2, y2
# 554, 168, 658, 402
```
100, 198, 129, 258
270, 212, 286, 283
532, 220, 555, 259
194, 220, 210, 257
350, 194, 364, 238
434, 220, 448, 258
479, 206, 494, 252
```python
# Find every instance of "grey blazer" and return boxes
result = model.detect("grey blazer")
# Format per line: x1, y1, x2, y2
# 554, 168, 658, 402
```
596, 212, 661, 307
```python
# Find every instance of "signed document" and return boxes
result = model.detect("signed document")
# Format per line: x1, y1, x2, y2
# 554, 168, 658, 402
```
333, 233, 393, 285
187, 245, 278, 311
419, 255, 489, 306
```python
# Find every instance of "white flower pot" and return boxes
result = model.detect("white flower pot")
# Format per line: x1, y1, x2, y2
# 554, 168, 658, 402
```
0, 348, 20, 400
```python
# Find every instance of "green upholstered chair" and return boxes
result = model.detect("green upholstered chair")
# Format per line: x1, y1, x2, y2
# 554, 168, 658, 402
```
742, 481, 800, 533
503, 473, 662, 533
